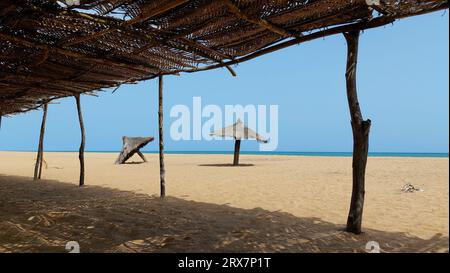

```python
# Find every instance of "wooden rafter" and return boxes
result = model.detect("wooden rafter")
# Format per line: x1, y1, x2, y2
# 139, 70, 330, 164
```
223, 0, 303, 39
0, 32, 160, 74
58, 8, 236, 75
159, 16, 397, 76
61, 0, 190, 47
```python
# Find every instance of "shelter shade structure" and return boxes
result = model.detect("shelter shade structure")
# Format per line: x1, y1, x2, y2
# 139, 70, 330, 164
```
115, 137, 155, 164
210, 119, 268, 166
0, 1, 448, 234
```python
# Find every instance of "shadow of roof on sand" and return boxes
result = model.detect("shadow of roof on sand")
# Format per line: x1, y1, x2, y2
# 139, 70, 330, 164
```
0, 175, 448, 253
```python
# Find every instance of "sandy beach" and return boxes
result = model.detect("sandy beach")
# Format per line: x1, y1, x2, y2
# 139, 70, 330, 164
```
0, 151, 448, 253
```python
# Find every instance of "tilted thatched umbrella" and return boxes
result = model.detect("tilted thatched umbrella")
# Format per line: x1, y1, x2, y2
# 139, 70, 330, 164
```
210, 119, 268, 166
115, 136, 155, 164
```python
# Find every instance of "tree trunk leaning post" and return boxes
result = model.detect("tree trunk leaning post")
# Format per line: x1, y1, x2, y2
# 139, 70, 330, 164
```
115, 136, 154, 164
37, 103, 49, 179
34, 103, 48, 180
137, 151, 148, 162
158, 76, 166, 198
233, 139, 241, 166
344, 31, 372, 235
75, 95, 86, 187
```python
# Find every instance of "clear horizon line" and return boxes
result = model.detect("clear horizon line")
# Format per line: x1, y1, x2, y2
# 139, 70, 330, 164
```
0, 150, 448, 157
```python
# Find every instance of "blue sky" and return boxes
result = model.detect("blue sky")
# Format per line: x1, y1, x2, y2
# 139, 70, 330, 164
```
0, 12, 448, 153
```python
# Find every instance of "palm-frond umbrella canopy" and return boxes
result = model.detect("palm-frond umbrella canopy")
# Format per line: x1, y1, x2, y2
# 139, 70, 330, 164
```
210, 119, 268, 166
115, 136, 154, 164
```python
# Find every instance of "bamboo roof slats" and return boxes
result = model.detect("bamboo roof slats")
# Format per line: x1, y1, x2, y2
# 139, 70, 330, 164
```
1, 0, 448, 115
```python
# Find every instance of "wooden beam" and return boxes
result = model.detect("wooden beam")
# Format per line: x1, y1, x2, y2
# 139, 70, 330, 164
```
2, 26, 234, 79
368, 0, 449, 17
224, 0, 302, 39
126, 0, 189, 26
0, 4, 15, 15
160, 16, 396, 76
344, 31, 371, 235
32, 46, 49, 67
65, 8, 236, 76
33, 103, 48, 180
75, 94, 86, 187
158, 76, 166, 198
132, 18, 214, 55
233, 139, 241, 166
0, 32, 159, 74
62, 0, 190, 47
61, 9, 237, 76
176, 37, 237, 77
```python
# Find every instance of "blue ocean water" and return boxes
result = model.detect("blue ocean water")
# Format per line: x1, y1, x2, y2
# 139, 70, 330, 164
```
146, 151, 449, 158
8, 150, 448, 158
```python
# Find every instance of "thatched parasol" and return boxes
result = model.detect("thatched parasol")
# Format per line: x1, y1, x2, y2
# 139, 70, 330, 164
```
210, 119, 268, 166
115, 136, 155, 164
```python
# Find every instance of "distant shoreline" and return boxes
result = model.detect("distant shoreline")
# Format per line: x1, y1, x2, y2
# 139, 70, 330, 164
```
0, 151, 448, 158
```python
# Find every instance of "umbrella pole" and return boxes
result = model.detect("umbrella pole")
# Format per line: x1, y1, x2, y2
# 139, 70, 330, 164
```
344, 31, 371, 235
75, 94, 86, 187
233, 139, 241, 166
158, 76, 166, 198
34, 103, 48, 180
137, 151, 147, 163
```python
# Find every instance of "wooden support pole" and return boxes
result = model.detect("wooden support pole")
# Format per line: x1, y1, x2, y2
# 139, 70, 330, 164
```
137, 151, 148, 162
37, 103, 48, 179
34, 103, 48, 180
344, 31, 372, 235
75, 94, 86, 187
233, 139, 241, 166
158, 76, 166, 198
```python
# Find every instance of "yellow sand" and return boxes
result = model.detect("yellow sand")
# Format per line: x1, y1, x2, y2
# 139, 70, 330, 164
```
0, 151, 448, 253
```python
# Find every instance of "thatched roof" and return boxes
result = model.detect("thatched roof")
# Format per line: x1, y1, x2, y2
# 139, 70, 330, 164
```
0, 0, 448, 115
210, 119, 268, 142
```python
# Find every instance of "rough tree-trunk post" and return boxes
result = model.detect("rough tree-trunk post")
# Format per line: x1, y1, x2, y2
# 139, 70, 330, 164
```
344, 31, 372, 234
75, 95, 86, 187
34, 103, 48, 180
158, 76, 166, 198
233, 139, 241, 166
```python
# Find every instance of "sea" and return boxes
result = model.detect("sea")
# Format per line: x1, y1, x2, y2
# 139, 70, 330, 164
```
9, 150, 447, 158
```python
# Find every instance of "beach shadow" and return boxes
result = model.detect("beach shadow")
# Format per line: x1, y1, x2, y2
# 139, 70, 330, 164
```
0, 175, 448, 253
198, 163, 255, 167
122, 161, 147, 165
